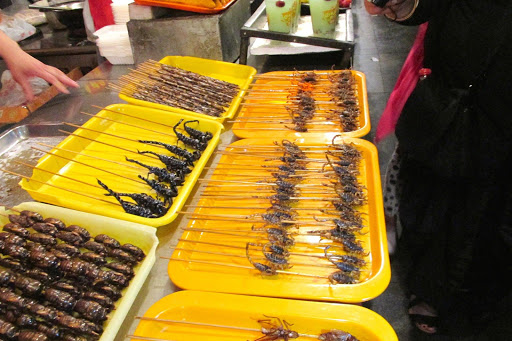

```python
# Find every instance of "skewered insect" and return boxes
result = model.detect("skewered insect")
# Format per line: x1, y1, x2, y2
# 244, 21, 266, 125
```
29, 250, 59, 271
16, 314, 38, 328
125, 157, 185, 186
263, 242, 290, 257
54, 312, 101, 336
0, 232, 25, 246
138, 175, 177, 204
53, 243, 80, 257
256, 315, 299, 341
27, 233, 57, 247
319, 330, 360, 341
183, 120, 213, 142
55, 231, 83, 246
173, 119, 207, 151
44, 288, 76, 312
139, 140, 201, 165
94, 234, 121, 249
93, 283, 121, 300
246, 243, 277, 276
79, 252, 107, 266
82, 292, 114, 311
120, 243, 145, 261
97, 179, 160, 218
307, 227, 356, 242
0, 318, 17, 339
74, 299, 108, 322
24, 268, 53, 283
323, 246, 366, 267
30, 222, 58, 236
1, 243, 29, 259
43, 217, 66, 230
63, 225, 91, 242
108, 248, 137, 264
82, 241, 108, 256
105, 262, 135, 279
17, 330, 48, 341
138, 150, 192, 173
14, 275, 43, 296
51, 281, 81, 296
3, 223, 30, 238
328, 271, 357, 284
0, 257, 25, 271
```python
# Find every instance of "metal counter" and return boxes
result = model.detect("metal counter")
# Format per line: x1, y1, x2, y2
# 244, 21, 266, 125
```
0, 61, 240, 341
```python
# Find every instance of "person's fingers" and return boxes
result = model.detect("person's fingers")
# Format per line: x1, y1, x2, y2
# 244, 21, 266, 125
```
38, 69, 69, 94
17, 77, 35, 102
47, 66, 79, 88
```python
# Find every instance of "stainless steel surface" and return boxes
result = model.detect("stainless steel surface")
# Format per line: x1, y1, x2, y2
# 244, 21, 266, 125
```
0, 124, 67, 207
29, 0, 84, 12
0, 62, 239, 341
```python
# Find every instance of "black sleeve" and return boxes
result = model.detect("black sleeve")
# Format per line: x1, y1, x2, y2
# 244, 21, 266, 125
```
398, 0, 452, 25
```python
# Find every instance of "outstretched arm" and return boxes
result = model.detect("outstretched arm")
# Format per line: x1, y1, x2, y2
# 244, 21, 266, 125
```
0, 30, 79, 101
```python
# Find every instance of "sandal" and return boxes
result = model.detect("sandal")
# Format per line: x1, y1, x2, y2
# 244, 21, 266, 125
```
408, 295, 438, 334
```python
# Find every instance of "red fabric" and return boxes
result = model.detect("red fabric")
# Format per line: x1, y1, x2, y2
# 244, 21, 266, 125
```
375, 23, 428, 144
88, 0, 115, 31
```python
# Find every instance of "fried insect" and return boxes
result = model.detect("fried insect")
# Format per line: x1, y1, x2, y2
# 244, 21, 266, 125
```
328, 271, 357, 284
79, 252, 107, 266
0, 257, 25, 271
138, 150, 192, 173
0, 318, 17, 339
1, 243, 29, 259
246, 243, 276, 276
120, 243, 145, 261
125, 157, 186, 186
3, 223, 30, 238
263, 242, 290, 257
50, 248, 71, 261
0, 232, 25, 246
307, 228, 356, 242
74, 299, 108, 322
93, 283, 121, 300
256, 315, 299, 341
104, 262, 135, 279
324, 247, 360, 279
0, 269, 13, 286
94, 234, 121, 249
24, 268, 53, 283
183, 120, 213, 142
43, 217, 66, 230
29, 250, 59, 271
108, 248, 137, 264
54, 312, 101, 336
55, 231, 83, 246
82, 241, 108, 256
51, 281, 81, 297
138, 175, 177, 204
173, 119, 207, 151
14, 275, 43, 297
62, 225, 91, 242
53, 243, 80, 257
82, 292, 114, 311
97, 179, 159, 218
139, 140, 201, 165
17, 330, 48, 341
27, 233, 57, 247
319, 330, 360, 341
44, 288, 76, 312
30, 222, 58, 236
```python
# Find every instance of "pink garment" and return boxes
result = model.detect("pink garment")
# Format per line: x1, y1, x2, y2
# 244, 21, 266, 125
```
374, 23, 428, 144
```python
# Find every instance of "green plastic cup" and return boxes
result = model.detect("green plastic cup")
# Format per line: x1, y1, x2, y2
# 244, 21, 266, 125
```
265, 0, 300, 33
309, 0, 339, 37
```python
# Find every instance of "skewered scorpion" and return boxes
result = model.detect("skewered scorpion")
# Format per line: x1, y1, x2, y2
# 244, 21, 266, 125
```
246, 243, 277, 276
139, 175, 177, 204
126, 157, 185, 186
139, 140, 201, 165
247, 242, 291, 270
256, 315, 299, 341
97, 179, 162, 218
183, 120, 213, 142
173, 119, 208, 151
319, 329, 360, 341
138, 150, 191, 173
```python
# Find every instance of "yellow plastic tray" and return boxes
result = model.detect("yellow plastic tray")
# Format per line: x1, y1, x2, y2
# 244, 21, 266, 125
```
232, 70, 370, 138
119, 56, 257, 123
168, 136, 390, 303
19, 104, 224, 227
0, 202, 158, 341
132, 290, 398, 341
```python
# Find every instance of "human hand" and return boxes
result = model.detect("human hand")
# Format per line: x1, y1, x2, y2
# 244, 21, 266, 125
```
364, 0, 417, 21
0, 31, 79, 101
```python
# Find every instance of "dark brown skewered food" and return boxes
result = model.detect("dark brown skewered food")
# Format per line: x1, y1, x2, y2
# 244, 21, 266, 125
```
97, 180, 159, 218
62, 225, 91, 242
138, 176, 177, 204
319, 330, 360, 341
125, 158, 185, 187
173, 119, 207, 151
120, 243, 146, 261
30, 223, 58, 237
137, 150, 191, 174
3, 224, 30, 238
0, 232, 26, 246
82, 241, 108, 256
138, 140, 201, 165
42, 218, 66, 230
183, 120, 213, 142
94, 234, 121, 249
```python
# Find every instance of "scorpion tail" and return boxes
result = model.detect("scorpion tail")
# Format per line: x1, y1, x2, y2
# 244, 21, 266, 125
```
97, 179, 123, 204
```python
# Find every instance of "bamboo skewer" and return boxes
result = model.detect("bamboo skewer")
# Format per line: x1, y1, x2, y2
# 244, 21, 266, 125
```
172, 239, 332, 259
31, 147, 146, 185
0, 168, 120, 207
12, 161, 101, 190
36, 143, 145, 171
167, 258, 329, 280
131, 316, 319, 338
164, 249, 337, 269
91, 105, 180, 131
81, 111, 178, 138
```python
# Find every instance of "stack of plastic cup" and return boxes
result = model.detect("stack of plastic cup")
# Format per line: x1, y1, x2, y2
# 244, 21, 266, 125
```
309, 0, 339, 37
94, 24, 134, 65
111, 0, 133, 25
265, 0, 301, 34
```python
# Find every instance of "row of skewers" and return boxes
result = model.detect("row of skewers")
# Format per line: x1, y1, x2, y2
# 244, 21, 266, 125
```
0, 208, 146, 341
130, 315, 359, 341
0, 107, 215, 220
110, 60, 241, 118
233, 70, 362, 134
170, 137, 371, 285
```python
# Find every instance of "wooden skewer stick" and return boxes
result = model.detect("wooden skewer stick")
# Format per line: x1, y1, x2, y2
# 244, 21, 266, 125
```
168, 257, 328, 280
36, 143, 144, 171
172, 239, 330, 259
164, 249, 335, 269
12, 161, 101, 189
57, 130, 160, 161
0, 168, 120, 207
197, 194, 340, 200
184, 204, 326, 211
81, 111, 178, 138
197, 179, 330, 187
228, 120, 341, 125
181, 216, 350, 227
63, 122, 166, 155
242, 98, 345, 105
127, 335, 178, 341
229, 127, 340, 132
31, 146, 146, 185
131, 316, 319, 338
